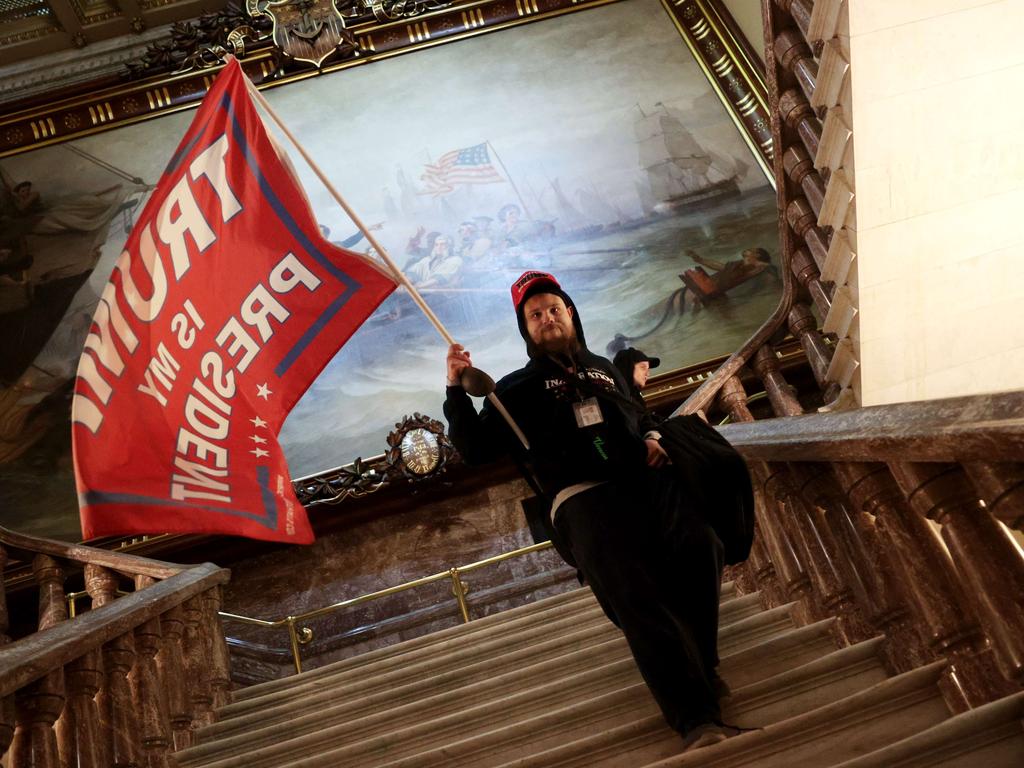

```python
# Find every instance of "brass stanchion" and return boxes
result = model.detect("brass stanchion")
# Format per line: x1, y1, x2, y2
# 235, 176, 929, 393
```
449, 568, 471, 623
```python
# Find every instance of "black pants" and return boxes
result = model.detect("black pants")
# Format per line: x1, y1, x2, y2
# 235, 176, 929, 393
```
554, 472, 725, 733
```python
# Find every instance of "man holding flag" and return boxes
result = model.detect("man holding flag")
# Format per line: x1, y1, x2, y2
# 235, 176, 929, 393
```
72, 59, 397, 544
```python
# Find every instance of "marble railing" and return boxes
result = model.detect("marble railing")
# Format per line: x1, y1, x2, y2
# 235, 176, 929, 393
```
675, 0, 849, 420
670, 0, 1023, 714
716, 391, 1024, 713
0, 526, 230, 767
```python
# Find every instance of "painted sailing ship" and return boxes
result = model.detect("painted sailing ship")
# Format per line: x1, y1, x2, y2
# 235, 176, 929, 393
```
634, 103, 744, 214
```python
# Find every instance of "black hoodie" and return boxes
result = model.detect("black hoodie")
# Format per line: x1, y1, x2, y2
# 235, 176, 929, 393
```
444, 291, 647, 499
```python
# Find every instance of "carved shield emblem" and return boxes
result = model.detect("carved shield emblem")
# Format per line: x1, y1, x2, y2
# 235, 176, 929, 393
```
250, 0, 355, 67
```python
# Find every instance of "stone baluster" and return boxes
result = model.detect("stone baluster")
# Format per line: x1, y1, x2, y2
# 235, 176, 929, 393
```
833, 462, 1009, 710
789, 462, 926, 672
787, 303, 835, 395
200, 588, 232, 711
744, 528, 788, 608
158, 605, 193, 751
962, 462, 1024, 531
790, 248, 832, 318
773, 28, 818, 105
748, 357, 871, 634
58, 648, 103, 768
1, 545, 14, 762
716, 375, 754, 424
181, 598, 215, 729
786, 198, 830, 270
130, 576, 175, 768
783, 145, 827, 218
86, 564, 140, 768
751, 345, 803, 417
9, 555, 67, 768
774, 0, 815, 42
890, 463, 1024, 686
762, 465, 869, 638
749, 468, 818, 624
717, 376, 808, 612
779, 89, 823, 169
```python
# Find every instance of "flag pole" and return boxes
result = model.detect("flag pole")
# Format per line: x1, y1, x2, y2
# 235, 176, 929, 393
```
243, 77, 531, 450
486, 140, 533, 221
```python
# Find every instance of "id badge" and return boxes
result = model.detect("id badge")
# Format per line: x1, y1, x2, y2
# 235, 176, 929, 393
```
573, 397, 604, 428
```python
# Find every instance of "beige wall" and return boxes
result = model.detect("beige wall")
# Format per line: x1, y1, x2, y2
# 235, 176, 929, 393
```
720, 0, 766, 62
851, 0, 1024, 406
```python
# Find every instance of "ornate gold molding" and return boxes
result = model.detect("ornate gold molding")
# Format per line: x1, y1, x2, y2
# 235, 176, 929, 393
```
1, 0, 769, 165
1, 0, 621, 158
660, 0, 774, 185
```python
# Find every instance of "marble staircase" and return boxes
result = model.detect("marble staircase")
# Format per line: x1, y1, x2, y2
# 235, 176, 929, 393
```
177, 583, 1024, 768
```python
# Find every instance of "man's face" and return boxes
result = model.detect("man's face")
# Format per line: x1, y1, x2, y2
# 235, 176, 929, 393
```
14, 184, 32, 202
523, 293, 575, 353
632, 361, 651, 388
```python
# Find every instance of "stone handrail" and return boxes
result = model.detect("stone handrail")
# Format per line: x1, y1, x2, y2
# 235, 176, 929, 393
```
719, 391, 1024, 463
714, 386, 1024, 713
0, 563, 227, 697
0, 525, 188, 580
687, 6, 1024, 718
0, 525, 232, 767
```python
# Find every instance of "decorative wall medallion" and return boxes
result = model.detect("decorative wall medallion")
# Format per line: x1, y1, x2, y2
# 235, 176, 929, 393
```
249, 0, 357, 66
386, 413, 456, 481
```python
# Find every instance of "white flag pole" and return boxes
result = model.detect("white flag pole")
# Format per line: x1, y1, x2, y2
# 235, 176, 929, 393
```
243, 77, 531, 451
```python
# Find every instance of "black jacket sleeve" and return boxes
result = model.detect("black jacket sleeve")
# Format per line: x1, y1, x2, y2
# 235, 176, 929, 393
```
443, 385, 514, 466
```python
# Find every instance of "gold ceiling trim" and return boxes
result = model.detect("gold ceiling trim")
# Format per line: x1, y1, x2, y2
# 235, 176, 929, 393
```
659, 0, 774, 186
1, 0, 768, 168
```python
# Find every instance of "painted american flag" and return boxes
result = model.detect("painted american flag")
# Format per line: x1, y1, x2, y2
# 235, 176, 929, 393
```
420, 143, 504, 196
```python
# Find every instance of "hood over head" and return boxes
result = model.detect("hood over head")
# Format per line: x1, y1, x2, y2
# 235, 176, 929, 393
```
510, 271, 586, 356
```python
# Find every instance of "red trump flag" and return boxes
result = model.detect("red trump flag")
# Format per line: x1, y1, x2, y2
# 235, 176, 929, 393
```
72, 59, 397, 544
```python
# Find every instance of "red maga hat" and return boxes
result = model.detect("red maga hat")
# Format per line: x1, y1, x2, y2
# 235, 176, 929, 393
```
510, 271, 562, 311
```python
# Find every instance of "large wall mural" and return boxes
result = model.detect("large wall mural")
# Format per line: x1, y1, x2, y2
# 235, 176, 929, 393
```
0, 0, 779, 541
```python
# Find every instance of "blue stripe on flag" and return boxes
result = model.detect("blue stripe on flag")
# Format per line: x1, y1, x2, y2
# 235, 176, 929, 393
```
80, 476, 279, 530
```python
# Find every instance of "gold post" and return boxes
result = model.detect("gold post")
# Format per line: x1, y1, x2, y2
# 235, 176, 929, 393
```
286, 618, 303, 674
449, 568, 470, 623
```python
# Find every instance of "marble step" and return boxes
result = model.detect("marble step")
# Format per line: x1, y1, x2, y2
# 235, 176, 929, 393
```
641, 661, 951, 768
211, 602, 610, 731
224, 591, 607, 717
363, 636, 890, 768
229, 584, 599, 704
833, 690, 1024, 768
184, 613, 838, 767
221, 585, 755, 721
194, 628, 880, 768
231, 581, 740, 704
507, 662, 952, 768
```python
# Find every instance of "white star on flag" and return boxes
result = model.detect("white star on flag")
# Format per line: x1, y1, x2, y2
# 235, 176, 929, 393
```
250, 415, 268, 428
256, 383, 272, 400
250, 435, 267, 444
251, 447, 269, 458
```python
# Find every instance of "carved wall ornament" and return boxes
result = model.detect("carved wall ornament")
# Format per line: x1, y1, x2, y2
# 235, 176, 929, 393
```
248, 0, 358, 67
386, 413, 457, 481
292, 456, 388, 506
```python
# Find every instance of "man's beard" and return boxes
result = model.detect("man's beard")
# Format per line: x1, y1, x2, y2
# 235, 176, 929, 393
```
526, 326, 579, 358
